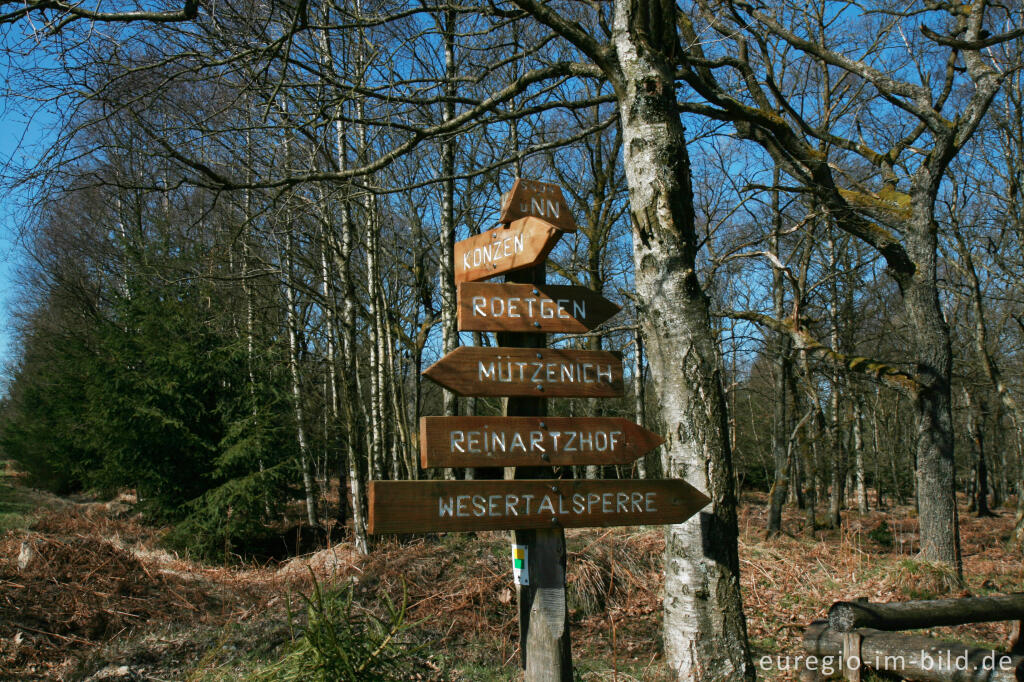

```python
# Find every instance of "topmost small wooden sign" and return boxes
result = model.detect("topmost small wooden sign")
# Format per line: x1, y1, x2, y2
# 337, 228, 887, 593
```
500, 179, 577, 233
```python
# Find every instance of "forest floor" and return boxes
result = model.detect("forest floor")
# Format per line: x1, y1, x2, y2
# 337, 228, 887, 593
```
2, 461, 1022, 681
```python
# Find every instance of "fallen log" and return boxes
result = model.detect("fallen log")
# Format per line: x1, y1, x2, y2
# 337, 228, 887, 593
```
803, 621, 1024, 681
829, 594, 1024, 632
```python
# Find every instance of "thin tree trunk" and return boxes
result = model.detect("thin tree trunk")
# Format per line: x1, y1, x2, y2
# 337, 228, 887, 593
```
438, 8, 459, 483
768, 168, 790, 535
853, 398, 868, 514
633, 327, 647, 479
284, 230, 319, 530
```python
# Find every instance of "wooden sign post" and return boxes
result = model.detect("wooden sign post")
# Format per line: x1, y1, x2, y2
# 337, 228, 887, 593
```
419, 416, 665, 468
367, 479, 710, 533
367, 179, 711, 682
457, 282, 621, 334
500, 179, 577, 232
422, 347, 624, 398
454, 216, 568, 284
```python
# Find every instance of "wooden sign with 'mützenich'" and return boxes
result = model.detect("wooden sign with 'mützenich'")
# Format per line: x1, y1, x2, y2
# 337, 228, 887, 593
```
422, 346, 623, 398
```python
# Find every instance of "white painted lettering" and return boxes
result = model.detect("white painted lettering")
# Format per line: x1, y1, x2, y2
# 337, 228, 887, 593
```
439, 497, 455, 517
479, 362, 496, 381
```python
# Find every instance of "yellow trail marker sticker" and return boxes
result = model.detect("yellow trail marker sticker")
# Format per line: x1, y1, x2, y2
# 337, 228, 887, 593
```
512, 544, 529, 585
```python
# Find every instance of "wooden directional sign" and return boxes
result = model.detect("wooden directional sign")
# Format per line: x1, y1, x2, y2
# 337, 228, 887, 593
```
367, 479, 708, 534
420, 416, 663, 468
422, 347, 623, 398
457, 282, 621, 334
455, 217, 564, 284
500, 179, 577, 232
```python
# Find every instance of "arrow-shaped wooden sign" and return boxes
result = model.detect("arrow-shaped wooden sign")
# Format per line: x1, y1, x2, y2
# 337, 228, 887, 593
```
499, 179, 577, 232
457, 282, 621, 334
423, 347, 623, 398
419, 416, 663, 468
367, 479, 709, 534
455, 217, 564, 284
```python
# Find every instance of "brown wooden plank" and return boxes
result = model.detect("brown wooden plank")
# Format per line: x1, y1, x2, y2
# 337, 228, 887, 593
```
422, 347, 624, 398
419, 416, 664, 468
457, 282, 621, 333
499, 178, 577, 232
366, 479, 710, 534
454, 217, 563, 284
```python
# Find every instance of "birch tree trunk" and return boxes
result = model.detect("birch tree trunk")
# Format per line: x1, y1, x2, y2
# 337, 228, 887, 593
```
611, 1, 753, 676
284, 229, 320, 530
767, 169, 790, 535
438, 9, 459, 484
853, 398, 868, 514
633, 327, 648, 479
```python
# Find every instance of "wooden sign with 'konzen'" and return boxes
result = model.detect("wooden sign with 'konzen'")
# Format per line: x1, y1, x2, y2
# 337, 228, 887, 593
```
500, 179, 577, 232
422, 346, 623, 398
457, 282, 621, 334
419, 416, 664, 468
454, 217, 565, 284
367, 479, 709, 534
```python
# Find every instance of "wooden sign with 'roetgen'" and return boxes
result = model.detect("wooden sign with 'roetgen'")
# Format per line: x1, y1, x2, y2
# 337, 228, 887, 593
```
457, 282, 621, 334
454, 217, 564, 284
367, 479, 709, 534
422, 346, 623, 397
419, 416, 664, 468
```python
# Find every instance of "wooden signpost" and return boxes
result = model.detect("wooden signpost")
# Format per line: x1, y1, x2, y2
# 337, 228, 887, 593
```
367, 479, 709, 534
419, 416, 664, 468
422, 347, 624, 398
457, 282, 621, 333
368, 179, 710, 681
500, 178, 577, 232
454, 216, 567, 284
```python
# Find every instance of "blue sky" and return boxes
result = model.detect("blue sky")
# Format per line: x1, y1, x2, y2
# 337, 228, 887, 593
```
0, 71, 48, 377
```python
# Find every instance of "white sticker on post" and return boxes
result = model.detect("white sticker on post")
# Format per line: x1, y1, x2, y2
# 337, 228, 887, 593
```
512, 543, 529, 585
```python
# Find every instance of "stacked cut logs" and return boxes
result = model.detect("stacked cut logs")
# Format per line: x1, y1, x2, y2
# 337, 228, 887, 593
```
800, 594, 1024, 681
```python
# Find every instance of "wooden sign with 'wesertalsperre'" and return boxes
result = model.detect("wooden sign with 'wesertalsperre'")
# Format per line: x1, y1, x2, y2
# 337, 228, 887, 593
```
367, 479, 709, 534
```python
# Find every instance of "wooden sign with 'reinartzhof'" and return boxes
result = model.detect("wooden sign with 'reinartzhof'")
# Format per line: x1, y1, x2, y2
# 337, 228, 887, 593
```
454, 217, 565, 284
457, 282, 621, 334
419, 416, 664, 468
367, 479, 709, 534
422, 346, 623, 398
